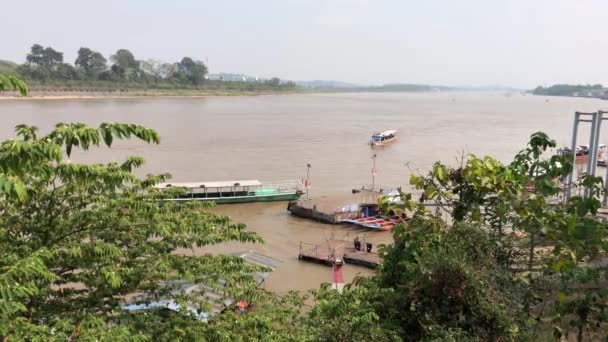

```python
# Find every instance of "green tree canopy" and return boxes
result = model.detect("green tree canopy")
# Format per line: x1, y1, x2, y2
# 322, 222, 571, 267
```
0, 74, 269, 339
26, 44, 63, 68
0, 121, 270, 340
75, 47, 108, 78
110, 49, 139, 70
176, 57, 208, 85
109, 49, 142, 82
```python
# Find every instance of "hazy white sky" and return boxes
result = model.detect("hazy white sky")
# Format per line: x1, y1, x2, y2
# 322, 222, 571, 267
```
4, 0, 608, 88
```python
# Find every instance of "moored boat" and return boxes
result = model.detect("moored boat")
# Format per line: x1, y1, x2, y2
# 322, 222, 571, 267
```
155, 180, 304, 204
557, 144, 606, 162
371, 130, 397, 146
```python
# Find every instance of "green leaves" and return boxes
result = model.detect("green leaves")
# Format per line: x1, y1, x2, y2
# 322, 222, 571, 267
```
0, 75, 28, 96
0, 120, 265, 340
99, 122, 160, 147
380, 131, 608, 338
0, 175, 27, 201
0, 250, 57, 317
44, 122, 160, 157
432, 163, 448, 185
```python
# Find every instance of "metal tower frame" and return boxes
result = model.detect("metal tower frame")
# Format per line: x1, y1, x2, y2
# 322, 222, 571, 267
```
565, 111, 608, 202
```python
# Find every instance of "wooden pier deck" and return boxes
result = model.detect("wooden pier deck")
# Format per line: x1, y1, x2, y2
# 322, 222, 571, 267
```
298, 238, 381, 269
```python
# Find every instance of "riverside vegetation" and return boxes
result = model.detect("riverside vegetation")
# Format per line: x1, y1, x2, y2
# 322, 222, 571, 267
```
1, 78, 608, 341
0, 44, 296, 97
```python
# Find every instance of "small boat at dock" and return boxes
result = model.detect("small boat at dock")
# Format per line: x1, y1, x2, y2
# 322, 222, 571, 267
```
371, 130, 397, 146
557, 144, 606, 162
287, 194, 410, 231
340, 216, 403, 231
155, 180, 304, 204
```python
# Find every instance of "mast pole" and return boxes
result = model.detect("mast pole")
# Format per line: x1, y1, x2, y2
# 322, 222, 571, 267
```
371, 154, 377, 192
306, 163, 311, 202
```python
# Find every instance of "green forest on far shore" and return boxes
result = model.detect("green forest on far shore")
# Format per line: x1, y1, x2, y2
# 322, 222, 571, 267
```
532, 84, 606, 98
0, 44, 297, 95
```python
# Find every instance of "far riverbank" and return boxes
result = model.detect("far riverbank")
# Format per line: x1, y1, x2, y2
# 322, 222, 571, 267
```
0, 88, 309, 100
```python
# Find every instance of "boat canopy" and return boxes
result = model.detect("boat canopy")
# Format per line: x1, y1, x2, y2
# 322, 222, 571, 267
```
155, 180, 262, 189
373, 130, 397, 137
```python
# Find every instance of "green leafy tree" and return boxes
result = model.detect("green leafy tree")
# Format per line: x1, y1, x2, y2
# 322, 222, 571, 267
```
26, 44, 63, 69
25, 44, 45, 66
111, 49, 139, 70
175, 57, 208, 85
140, 59, 164, 83
22, 44, 66, 81
110, 49, 141, 81
0, 79, 271, 339
306, 283, 400, 341
75, 47, 108, 79
265, 77, 281, 87
400, 131, 608, 340
55, 63, 80, 80
373, 216, 525, 340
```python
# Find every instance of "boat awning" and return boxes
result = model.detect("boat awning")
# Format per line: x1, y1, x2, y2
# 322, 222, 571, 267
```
374, 130, 397, 137
155, 180, 262, 189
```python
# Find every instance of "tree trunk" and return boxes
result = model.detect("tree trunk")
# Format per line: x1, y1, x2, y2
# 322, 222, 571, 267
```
524, 233, 536, 313
528, 233, 535, 271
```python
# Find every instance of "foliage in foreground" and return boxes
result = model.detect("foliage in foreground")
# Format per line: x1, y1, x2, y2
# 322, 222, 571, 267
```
285, 131, 608, 341
0, 119, 270, 340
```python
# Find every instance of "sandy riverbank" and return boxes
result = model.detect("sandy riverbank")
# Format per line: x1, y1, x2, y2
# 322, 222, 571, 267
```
0, 89, 308, 100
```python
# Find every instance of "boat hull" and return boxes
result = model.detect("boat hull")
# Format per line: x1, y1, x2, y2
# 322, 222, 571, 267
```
340, 216, 396, 231
165, 192, 302, 204
371, 137, 397, 146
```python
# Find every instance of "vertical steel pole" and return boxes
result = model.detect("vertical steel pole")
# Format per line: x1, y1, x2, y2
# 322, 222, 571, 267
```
566, 112, 580, 201
306, 163, 311, 202
601, 111, 608, 205
371, 154, 376, 192
593, 113, 603, 198
586, 112, 598, 197
586, 113, 597, 176
591, 112, 603, 179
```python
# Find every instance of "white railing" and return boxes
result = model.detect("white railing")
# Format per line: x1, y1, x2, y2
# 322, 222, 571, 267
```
255, 180, 304, 194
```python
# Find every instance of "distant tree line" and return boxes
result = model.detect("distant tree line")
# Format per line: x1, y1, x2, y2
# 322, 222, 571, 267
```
6, 44, 295, 91
532, 84, 604, 97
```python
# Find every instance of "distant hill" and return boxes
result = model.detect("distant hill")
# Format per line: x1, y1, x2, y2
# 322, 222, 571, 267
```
455, 85, 521, 92
532, 84, 606, 98
295, 81, 520, 93
317, 83, 454, 92
0, 60, 18, 74
295, 80, 359, 88
363, 83, 452, 92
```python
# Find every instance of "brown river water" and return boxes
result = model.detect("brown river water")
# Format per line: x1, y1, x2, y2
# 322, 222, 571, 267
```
0, 92, 605, 293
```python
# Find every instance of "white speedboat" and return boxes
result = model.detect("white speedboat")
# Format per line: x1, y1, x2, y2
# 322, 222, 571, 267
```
371, 130, 397, 146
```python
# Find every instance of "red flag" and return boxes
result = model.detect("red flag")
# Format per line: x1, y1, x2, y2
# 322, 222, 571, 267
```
305, 179, 312, 189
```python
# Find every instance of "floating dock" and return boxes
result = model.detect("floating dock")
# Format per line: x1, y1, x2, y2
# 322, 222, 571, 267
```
298, 235, 381, 269
287, 192, 382, 225
288, 202, 369, 224
287, 191, 409, 231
